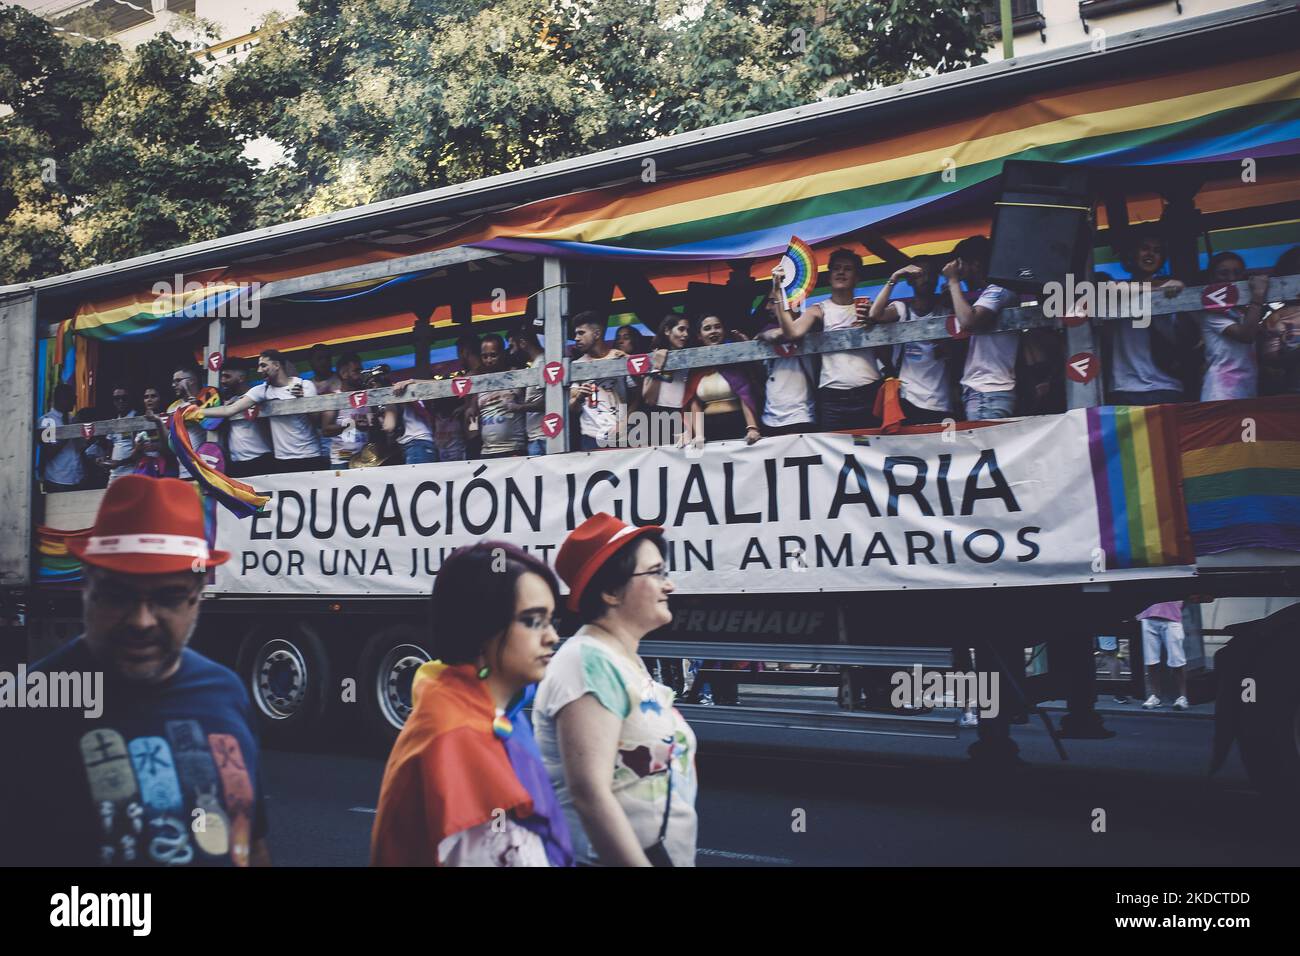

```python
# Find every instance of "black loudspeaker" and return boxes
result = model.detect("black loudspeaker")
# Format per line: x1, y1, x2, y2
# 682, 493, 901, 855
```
987, 161, 1093, 292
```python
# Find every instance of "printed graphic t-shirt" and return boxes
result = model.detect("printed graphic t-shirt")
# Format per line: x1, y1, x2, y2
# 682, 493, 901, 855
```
533, 629, 698, 866
0, 639, 268, 867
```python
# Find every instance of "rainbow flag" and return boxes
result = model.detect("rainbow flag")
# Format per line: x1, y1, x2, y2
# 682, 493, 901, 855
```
36, 526, 88, 584
166, 407, 269, 519
1178, 396, 1300, 554
1087, 405, 1194, 569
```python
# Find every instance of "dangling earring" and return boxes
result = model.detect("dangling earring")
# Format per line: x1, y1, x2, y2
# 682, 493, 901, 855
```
477, 664, 491, 680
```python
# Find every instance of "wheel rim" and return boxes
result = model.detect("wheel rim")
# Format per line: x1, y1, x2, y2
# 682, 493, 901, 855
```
376, 643, 433, 730
252, 638, 309, 720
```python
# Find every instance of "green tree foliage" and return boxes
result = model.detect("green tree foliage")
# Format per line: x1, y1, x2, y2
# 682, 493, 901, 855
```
0, 5, 116, 283
1, 0, 986, 280
225, 0, 987, 224
68, 33, 258, 267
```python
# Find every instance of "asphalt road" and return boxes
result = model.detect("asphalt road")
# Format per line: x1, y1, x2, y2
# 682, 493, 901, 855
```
261, 706, 1300, 866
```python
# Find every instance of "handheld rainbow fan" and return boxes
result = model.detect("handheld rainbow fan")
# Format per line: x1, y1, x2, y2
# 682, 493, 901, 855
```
776, 237, 818, 311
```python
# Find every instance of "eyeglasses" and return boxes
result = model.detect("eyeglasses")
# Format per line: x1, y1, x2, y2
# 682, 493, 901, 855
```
630, 566, 670, 581
90, 583, 202, 615
516, 612, 562, 632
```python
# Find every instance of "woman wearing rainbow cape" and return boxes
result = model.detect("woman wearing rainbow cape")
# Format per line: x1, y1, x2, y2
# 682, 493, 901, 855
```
370, 543, 573, 867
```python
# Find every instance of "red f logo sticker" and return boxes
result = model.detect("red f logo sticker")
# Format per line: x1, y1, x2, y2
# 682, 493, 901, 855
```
626, 355, 651, 376
543, 361, 564, 385
774, 342, 799, 357
81, 423, 95, 439
348, 390, 368, 409
541, 413, 563, 438
1065, 352, 1098, 384
206, 351, 224, 372
451, 377, 472, 397
244, 406, 259, 420
1201, 283, 1238, 313
946, 314, 969, 340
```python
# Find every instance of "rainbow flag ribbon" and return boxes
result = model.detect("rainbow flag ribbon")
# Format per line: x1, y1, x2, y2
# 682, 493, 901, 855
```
1087, 404, 1194, 569
36, 526, 88, 583
167, 407, 269, 519
1177, 396, 1300, 554
169, 386, 225, 432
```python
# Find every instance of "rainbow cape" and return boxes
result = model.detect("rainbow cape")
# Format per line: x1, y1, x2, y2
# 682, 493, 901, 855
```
371, 662, 573, 867
166, 406, 269, 519
1177, 396, 1300, 554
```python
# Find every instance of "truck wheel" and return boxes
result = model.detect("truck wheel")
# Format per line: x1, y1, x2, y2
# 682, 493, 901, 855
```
236, 625, 332, 749
1236, 633, 1300, 800
359, 626, 434, 749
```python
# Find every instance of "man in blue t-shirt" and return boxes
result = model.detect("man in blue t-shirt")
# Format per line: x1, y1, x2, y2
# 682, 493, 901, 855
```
0, 476, 269, 867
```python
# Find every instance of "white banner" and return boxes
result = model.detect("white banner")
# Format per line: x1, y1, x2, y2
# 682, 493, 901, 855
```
213, 411, 1194, 597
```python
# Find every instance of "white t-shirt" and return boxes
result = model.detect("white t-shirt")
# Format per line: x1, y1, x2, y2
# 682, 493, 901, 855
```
399, 403, 433, 445
573, 354, 630, 442
960, 285, 1020, 393
107, 412, 139, 479
246, 378, 321, 460
40, 410, 84, 486
895, 304, 952, 412
1196, 309, 1258, 401
227, 408, 273, 463
1110, 316, 1183, 394
819, 300, 880, 390
652, 372, 687, 410
437, 809, 549, 866
761, 343, 816, 428
534, 629, 698, 867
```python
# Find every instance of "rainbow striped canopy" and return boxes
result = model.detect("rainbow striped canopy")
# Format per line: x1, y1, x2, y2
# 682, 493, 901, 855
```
66, 48, 1300, 346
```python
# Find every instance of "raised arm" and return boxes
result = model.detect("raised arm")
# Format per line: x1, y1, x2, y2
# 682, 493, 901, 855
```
200, 393, 256, 419
869, 265, 920, 323
945, 260, 997, 333
773, 272, 822, 340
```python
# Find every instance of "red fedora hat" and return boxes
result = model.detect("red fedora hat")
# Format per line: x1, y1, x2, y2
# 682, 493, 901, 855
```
555, 513, 663, 612
68, 475, 231, 574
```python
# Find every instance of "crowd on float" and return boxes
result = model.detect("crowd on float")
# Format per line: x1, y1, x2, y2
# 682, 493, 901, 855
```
39, 232, 1300, 492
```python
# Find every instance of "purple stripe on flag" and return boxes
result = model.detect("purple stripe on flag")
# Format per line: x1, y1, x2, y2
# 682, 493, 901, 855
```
1192, 523, 1300, 556
1086, 408, 1116, 566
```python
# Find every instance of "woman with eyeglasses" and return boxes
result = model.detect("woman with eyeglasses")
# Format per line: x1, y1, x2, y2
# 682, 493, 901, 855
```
371, 542, 573, 867
534, 513, 699, 866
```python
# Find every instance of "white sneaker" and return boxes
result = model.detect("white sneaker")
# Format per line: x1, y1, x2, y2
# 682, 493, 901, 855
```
1141, 695, 1162, 710
1172, 695, 1190, 711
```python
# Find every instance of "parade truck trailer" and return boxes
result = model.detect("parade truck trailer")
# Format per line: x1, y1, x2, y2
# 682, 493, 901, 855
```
2, 3, 1299, 791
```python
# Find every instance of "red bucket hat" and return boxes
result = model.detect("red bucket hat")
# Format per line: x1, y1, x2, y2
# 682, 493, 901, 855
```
67, 475, 231, 574
555, 513, 664, 612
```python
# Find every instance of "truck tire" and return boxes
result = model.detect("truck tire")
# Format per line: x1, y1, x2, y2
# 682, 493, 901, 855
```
236, 624, 332, 749
359, 625, 435, 749
1236, 635, 1300, 800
